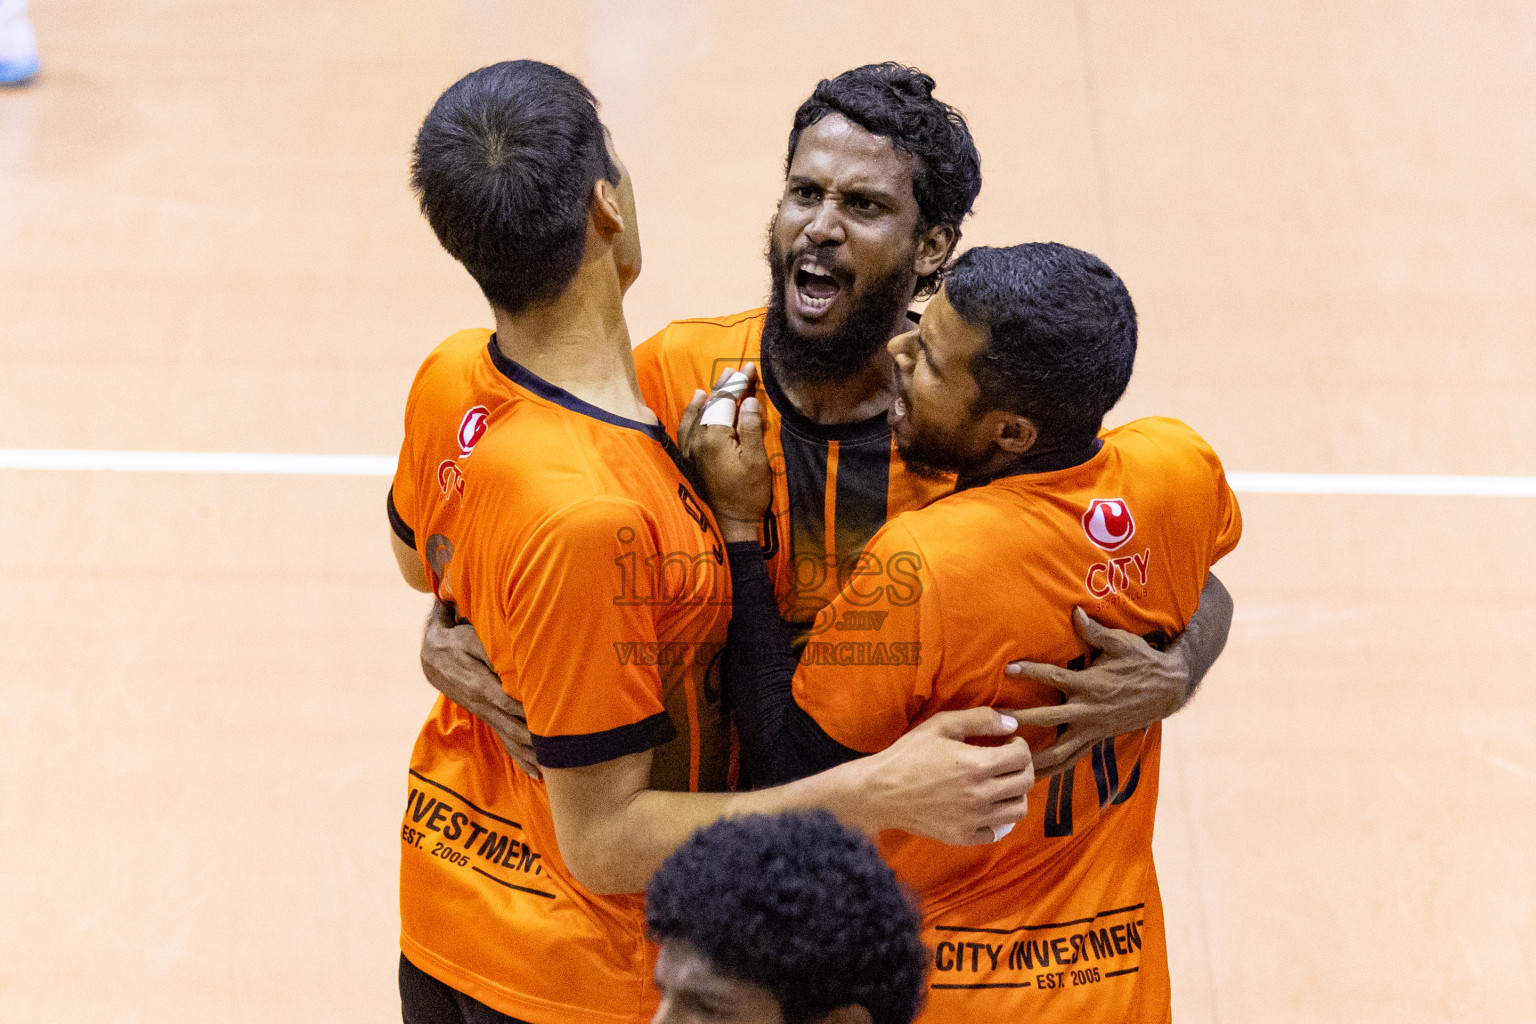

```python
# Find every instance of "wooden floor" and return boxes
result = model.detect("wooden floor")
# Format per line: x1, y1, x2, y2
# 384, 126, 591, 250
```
2, 1, 1533, 1020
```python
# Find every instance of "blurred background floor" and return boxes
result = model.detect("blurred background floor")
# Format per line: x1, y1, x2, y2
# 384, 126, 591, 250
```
1, 1, 1532, 1020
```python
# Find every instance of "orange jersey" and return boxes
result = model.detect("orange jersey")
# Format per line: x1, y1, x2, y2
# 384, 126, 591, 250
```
389, 329, 732, 1024
635, 309, 953, 639
790, 417, 1242, 1024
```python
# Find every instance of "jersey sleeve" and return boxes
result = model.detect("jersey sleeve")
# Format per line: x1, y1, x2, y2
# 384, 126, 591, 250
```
504, 497, 677, 769
1210, 460, 1243, 561
389, 370, 432, 552
1182, 422, 1243, 562
790, 519, 939, 754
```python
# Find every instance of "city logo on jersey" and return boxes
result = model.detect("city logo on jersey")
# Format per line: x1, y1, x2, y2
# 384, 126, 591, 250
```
437, 459, 465, 499
1081, 498, 1136, 551
457, 406, 490, 455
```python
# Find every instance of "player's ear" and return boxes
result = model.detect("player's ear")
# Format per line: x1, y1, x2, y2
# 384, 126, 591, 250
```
589, 178, 625, 240
913, 221, 957, 278
818, 1005, 872, 1024
992, 412, 1039, 455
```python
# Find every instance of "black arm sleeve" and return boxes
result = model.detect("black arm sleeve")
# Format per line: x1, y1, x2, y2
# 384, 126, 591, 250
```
725, 542, 865, 788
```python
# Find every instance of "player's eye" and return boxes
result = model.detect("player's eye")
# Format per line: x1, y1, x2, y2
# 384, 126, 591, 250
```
790, 184, 819, 203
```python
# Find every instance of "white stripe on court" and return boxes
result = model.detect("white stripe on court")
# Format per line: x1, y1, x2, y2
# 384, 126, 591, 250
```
1225, 472, 1536, 497
0, 449, 394, 476
1, 451, 1534, 496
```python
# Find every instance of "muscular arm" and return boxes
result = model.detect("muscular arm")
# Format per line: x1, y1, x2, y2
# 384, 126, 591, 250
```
543, 703, 1031, 895
1171, 572, 1233, 698
1006, 571, 1235, 777
391, 529, 431, 593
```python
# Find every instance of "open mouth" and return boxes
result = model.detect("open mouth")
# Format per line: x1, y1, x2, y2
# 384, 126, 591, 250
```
791, 257, 845, 319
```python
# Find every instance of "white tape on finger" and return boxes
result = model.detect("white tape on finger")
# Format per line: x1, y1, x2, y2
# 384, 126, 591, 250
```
991, 822, 1015, 843
700, 396, 739, 427
717, 369, 750, 398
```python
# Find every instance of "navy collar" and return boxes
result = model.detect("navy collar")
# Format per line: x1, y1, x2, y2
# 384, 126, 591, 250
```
487, 336, 667, 442
956, 436, 1106, 491
486, 335, 703, 492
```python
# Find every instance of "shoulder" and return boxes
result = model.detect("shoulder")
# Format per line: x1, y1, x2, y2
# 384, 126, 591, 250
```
637, 308, 765, 363
411, 328, 494, 388
404, 328, 494, 416
874, 493, 999, 570
1103, 416, 1225, 480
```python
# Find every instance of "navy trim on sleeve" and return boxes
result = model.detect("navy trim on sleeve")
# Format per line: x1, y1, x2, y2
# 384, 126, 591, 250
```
530, 711, 678, 769
387, 488, 416, 550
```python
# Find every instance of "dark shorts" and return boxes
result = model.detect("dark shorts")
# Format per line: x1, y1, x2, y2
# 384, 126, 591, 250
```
400, 954, 533, 1024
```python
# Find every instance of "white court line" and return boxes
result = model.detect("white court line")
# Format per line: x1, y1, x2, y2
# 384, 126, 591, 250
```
1, 450, 1534, 496
0, 449, 394, 476
1225, 472, 1536, 497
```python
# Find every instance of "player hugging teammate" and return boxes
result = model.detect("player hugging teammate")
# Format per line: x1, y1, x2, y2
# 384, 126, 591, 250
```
391, 59, 1238, 1024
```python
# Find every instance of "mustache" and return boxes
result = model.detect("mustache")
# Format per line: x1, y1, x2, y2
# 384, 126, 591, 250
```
769, 232, 853, 282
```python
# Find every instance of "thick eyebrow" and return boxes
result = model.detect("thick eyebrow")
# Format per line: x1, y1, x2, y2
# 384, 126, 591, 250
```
916, 322, 943, 376
784, 174, 902, 208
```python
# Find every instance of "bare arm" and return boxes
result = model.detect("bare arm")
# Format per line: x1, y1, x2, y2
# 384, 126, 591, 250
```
1005, 572, 1234, 777
418, 601, 542, 780
544, 706, 1034, 895
392, 529, 431, 593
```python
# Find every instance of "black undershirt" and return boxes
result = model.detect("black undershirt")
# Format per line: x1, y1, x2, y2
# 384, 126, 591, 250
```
725, 434, 1106, 789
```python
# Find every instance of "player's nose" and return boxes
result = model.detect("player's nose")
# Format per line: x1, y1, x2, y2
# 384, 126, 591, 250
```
802, 199, 845, 246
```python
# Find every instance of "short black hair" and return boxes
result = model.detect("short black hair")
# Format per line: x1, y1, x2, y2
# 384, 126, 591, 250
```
411, 60, 619, 315
948, 243, 1138, 445
787, 63, 982, 297
646, 811, 927, 1024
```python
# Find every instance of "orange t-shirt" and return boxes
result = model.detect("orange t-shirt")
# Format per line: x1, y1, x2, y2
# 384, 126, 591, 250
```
791, 417, 1242, 1024
389, 330, 732, 1024
635, 309, 952, 640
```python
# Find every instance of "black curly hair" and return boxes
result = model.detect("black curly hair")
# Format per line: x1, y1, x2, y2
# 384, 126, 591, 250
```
646, 811, 928, 1024
948, 243, 1138, 446
786, 63, 982, 297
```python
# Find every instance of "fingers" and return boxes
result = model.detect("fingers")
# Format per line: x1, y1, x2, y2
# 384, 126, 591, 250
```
922, 706, 1019, 739
677, 388, 707, 455
491, 724, 542, 781
1072, 606, 1146, 657
1003, 703, 1084, 729
956, 792, 1032, 846
1032, 734, 1097, 776
1004, 659, 1079, 690
696, 363, 758, 431
736, 396, 766, 458
449, 618, 490, 662
970, 735, 1035, 786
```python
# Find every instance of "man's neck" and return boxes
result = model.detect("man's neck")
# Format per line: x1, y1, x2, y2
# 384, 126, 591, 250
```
491, 258, 655, 425
769, 308, 911, 426
955, 434, 1106, 491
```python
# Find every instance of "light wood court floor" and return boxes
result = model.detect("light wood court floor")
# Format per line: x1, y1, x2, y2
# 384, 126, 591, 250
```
2, 2, 1533, 1020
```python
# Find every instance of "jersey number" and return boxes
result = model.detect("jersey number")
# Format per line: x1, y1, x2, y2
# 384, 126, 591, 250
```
1041, 630, 1168, 839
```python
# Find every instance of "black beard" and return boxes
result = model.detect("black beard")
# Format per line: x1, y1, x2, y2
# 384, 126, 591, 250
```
761, 236, 915, 390
895, 434, 967, 480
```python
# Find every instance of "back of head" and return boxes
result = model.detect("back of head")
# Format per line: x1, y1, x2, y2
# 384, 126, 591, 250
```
411, 60, 617, 315
646, 810, 927, 1024
787, 63, 982, 296
948, 243, 1138, 446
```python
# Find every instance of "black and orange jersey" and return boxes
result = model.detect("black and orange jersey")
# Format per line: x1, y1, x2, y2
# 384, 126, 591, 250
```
634, 309, 952, 638
389, 329, 732, 1024
785, 417, 1242, 1024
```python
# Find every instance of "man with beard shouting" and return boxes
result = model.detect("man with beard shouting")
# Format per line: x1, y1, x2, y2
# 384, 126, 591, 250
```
421, 62, 1233, 794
